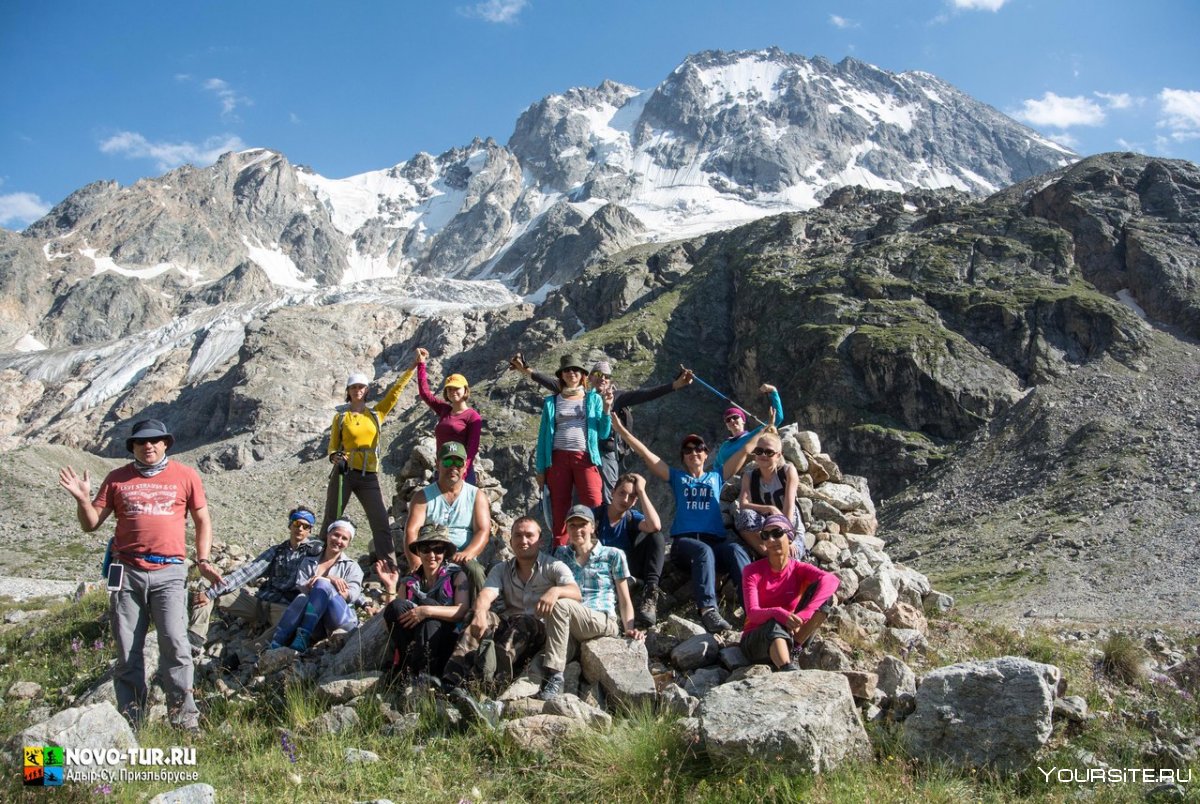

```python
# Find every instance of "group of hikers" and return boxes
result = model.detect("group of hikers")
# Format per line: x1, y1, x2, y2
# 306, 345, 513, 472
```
57, 349, 840, 731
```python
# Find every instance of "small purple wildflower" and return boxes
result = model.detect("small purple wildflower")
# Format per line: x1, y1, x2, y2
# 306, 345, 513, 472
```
71, 637, 82, 654
280, 729, 298, 763
92, 783, 113, 795
93, 638, 105, 652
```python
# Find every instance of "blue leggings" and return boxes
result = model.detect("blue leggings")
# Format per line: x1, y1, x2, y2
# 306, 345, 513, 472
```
272, 579, 356, 645
669, 531, 752, 611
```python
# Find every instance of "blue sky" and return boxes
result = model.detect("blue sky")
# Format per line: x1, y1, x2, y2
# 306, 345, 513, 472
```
2, 0, 1198, 228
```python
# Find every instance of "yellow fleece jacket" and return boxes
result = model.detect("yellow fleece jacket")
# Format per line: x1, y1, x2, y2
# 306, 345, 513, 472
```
328, 367, 415, 472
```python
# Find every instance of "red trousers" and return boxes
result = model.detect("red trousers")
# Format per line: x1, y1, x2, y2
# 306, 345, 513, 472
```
545, 449, 603, 546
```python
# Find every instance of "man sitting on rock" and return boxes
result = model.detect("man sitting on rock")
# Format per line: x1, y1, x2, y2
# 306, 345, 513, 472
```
741, 514, 840, 671
593, 473, 664, 626
540, 505, 644, 700
404, 441, 491, 595
441, 517, 579, 703
188, 506, 324, 647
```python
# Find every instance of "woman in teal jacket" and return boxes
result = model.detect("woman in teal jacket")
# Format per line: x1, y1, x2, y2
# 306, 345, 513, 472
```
535, 354, 612, 546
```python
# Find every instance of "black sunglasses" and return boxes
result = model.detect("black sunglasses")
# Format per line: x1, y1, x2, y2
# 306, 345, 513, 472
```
760, 528, 788, 541
682, 445, 707, 454
752, 448, 778, 457
416, 544, 451, 555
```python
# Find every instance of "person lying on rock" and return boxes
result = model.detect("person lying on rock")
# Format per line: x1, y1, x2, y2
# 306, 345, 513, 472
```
593, 472, 664, 627
268, 520, 366, 652
403, 441, 490, 596
539, 504, 644, 700
188, 505, 324, 647
322, 360, 419, 569
440, 517, 580, 694
610, 415, 761, 634
741, 515, 839, 672
377, 524, 469, 680
713, 384, 783, 475
414, 347, 484, 484
510, 352, 693, 503
733, 431, 804, 560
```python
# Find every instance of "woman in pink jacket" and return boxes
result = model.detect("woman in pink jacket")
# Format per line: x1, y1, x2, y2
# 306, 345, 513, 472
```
740, 514, 839, 671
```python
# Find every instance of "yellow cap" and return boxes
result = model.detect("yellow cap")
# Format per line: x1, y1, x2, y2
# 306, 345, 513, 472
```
443, 374, 469, 391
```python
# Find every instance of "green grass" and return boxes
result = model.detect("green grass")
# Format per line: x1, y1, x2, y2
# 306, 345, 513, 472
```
2, 596, 1197, 802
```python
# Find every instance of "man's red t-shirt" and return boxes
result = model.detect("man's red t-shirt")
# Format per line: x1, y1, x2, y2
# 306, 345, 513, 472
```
93, 462, 206, 571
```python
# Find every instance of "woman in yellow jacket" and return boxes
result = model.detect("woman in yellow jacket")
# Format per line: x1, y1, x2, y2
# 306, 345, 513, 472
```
322, 358, 417, 568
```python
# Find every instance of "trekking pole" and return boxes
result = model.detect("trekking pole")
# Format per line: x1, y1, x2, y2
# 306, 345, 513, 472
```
684, 366, 770, 428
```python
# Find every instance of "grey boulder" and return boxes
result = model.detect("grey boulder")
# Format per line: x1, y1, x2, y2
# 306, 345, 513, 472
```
700, 671, 871, 773
903, 656, 1059, 772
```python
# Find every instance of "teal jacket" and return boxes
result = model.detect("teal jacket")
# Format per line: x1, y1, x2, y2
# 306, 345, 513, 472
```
535, 391, 613, 473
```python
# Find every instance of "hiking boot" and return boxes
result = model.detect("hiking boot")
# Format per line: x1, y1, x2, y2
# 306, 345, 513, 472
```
537, 671, 565, 701
289, 629, 312, 652
776, 660, 800, 672
699, 607, 732, 634
636, 586, 658, 628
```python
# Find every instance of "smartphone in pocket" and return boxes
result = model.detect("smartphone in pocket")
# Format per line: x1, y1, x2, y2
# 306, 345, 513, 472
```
106, 563, 125, 592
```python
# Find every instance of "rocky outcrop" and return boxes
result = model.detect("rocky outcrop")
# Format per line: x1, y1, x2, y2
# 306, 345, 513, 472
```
903, 656, 1059, 772
699, 671, 872, 773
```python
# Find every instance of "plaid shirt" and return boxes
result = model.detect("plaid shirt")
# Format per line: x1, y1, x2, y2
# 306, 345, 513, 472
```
553, 544, 630, 616
203, 539, 323, 604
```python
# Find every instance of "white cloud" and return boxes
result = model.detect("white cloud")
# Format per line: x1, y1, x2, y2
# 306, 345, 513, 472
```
950, 0, 1008, 10
1158, 88, 1200, 142
289, 112, 302, 125
458, 0, 528, 23
1094, 91, 1140, 110
202, 77, 252, 118
829, 14, 858, 29
1013, 92, 1106, 128
0, 191, 51, 228
99, 131, 246, 171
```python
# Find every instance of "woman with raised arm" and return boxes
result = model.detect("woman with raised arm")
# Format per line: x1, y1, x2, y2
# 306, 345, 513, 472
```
734, 431, 803, 559
609, 415, 758, 633
322, 358, 419, 569
714, 383, 784, 476
268, 520, 365, 653
377, 524, 470, 680
414, 348, 483, 484
533, 354, 613, 546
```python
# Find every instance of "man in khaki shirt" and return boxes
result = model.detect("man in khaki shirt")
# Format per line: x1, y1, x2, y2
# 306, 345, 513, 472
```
441, 516, 579, 690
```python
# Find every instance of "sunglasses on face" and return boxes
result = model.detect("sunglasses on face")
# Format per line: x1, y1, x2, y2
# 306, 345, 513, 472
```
761, 529, 788, 541
724, 416, 743, 424
441, 456, 465, 468
416, 545, 450, 555
290, 521, 313, 530
753, 448, 778, 457
591, 373, 612, 380
682, 445, 707, 455
131, 438, 165, 446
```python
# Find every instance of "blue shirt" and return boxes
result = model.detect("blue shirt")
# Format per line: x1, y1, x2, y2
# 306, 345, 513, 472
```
669, 468, 725, 537
553, 544, 630, 616
713, 389, 784, 471
593, 504, 644, 554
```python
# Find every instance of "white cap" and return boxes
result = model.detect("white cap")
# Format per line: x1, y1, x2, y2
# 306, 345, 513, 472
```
345, 372, 370, 388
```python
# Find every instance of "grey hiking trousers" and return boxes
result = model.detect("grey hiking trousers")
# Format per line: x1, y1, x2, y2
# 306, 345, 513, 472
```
110, 562, 199, 729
